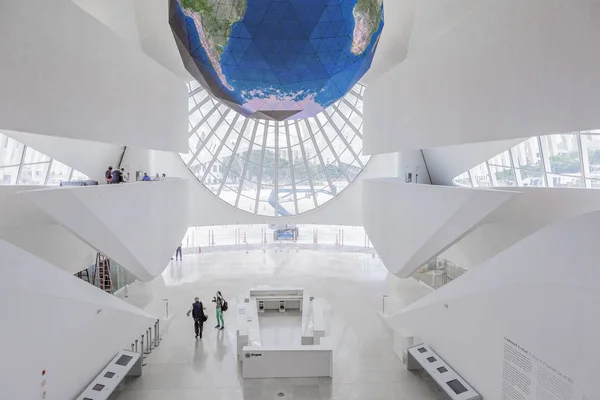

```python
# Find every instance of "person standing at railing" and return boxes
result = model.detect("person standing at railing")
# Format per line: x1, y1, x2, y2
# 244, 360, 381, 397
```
105, 166, 113, 184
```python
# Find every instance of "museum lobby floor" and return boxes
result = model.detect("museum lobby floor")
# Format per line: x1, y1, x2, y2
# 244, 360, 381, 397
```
111, 249, 440, 400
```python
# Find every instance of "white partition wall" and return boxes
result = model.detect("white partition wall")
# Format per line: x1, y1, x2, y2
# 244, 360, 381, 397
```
21, 179, 191, 281
364, 0, 600, 152
0, 239, 156, 400
363, 179, 516, 278
0, 0, 188, 152
387, 210, 600, 400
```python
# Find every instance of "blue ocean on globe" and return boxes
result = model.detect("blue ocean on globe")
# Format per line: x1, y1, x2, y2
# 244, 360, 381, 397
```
170, 0, 384, 120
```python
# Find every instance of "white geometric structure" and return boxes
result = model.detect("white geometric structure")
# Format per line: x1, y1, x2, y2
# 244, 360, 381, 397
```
0, 238, 156, 400
386, 210, 599, 400
363, 179, 516, 278
0, 0, 188, 152
21, 179, 191, 281
237, 288, 332, 379
364, 0, 600, 152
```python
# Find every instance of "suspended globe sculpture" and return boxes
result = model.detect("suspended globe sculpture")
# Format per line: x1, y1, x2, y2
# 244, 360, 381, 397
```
169, 0, 384, 121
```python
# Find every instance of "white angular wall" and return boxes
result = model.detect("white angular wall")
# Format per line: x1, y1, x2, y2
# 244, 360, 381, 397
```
363, 179, 516, 277
22, 179, 191, 281
0, 186, 96, 273
0, 239, 156, 400
388, 210, 600, 400
0, 0, 188, 152
364, 0, 600, 152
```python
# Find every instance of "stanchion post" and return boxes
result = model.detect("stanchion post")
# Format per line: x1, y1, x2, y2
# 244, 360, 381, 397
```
135, 339, 138, 353
141, 334, 146, 357
154, 321, 159, 347
131, 343, 134, 352
157, 319, 162, 342
163, 298, 169, 319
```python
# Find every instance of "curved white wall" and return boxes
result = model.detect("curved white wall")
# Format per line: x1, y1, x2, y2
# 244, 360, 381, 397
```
389, 209, 600, 400
0, 238, 156, 400
364, 0, 600, 152
0, 0, 188, 152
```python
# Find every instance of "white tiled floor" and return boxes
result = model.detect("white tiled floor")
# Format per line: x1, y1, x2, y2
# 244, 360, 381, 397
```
112, 249, 439, 400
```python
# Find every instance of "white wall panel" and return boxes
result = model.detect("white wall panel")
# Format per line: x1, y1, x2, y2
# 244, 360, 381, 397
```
0, 186, 96, 273
363, 180, 516, 277
441, 186, 600, 268
21, 179, 191, 281
390, 210, 600, 399
364, 0, 600, 153
0, 239, 156, 400
0, 0, 188, 152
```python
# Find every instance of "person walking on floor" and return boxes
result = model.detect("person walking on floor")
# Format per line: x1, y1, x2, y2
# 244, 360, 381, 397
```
212, 291, 226, 330
175, 244, 182, 261
186, 297, 206, 339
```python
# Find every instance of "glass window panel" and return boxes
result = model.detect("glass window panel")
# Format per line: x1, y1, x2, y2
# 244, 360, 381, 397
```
545, 134, 581, 176
18, 163, 50, 185
587, 179, 600, 189
488, 150, 512, 168
490, 165, 516, 186
453, 171, 472, 187
47, 160, 72, 185
0, 166, 19, 184
547, 173, 583, 188
511, 138, 542, 171
470, 163, 491, 187
516, 168, 544, 187
581, 135, 600, 179
0, 134, 25, 166
180, 82, 370, 216
23, 147, 51, 164
71, 170, 89, 181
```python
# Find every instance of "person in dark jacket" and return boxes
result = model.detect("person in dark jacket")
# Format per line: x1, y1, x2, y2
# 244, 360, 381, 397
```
111, 168, 123, 184
105, 166, 113, 184
186, 297, 206, 339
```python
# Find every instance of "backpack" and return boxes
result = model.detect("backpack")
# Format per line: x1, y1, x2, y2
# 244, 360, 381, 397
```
222, 300, 228, 312
105, 170, 112, 180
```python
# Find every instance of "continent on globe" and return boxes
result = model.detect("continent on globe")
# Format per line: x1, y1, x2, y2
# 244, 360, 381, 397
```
170, 0, 384, 121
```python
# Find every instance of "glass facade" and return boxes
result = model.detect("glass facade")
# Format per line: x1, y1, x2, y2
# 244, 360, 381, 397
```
0, 132, 89, 185
182, 81, 370, 216
453, 132, 600, 189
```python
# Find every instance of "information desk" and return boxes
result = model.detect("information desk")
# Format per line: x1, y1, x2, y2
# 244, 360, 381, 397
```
237, 287, 333, 378
77, 350, 142, 400
407, 344, 481, 400
242, 339, 333, 379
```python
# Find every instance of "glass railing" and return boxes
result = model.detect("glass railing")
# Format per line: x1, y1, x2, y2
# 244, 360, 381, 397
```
412, 257, 468, 290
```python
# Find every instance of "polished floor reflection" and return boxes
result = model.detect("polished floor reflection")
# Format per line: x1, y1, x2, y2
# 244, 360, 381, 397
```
112, 249, 439, 400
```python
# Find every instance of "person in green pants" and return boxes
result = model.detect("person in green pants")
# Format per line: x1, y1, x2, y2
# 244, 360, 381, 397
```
212, 291, 225, 330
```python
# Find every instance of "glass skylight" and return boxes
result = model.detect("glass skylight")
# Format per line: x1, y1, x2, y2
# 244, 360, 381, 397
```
181, 81, 370, 217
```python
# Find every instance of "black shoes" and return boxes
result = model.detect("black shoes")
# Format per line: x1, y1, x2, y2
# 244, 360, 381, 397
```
215, 325, 220, 329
